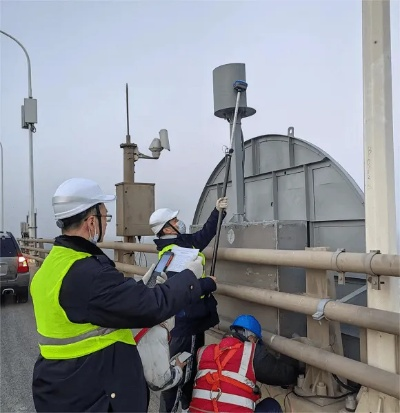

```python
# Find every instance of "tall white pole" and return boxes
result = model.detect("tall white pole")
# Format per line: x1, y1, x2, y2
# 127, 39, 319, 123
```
0, 30, 36, 239
357, 0, 399, 411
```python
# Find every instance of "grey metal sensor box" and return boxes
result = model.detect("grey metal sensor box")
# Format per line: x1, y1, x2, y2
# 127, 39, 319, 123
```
115, 182, 155, 236
23, 98, 38, 124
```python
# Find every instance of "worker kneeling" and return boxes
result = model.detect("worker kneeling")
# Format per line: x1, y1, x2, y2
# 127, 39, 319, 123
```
189, 315, 299, 413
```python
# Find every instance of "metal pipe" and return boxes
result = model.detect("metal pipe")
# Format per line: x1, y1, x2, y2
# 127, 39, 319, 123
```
0, 141, 4, 231
263, 331, 400, 399
213, 322, 400, 399
98, 242, 400, 277
125, 83, 130, 144
216, 283, 400, 336
17, 238, 55, 244
267, 331, 400, 399
29, 128, 36, 239
203, 247, 400, 277
24, 254, 44, 262
210, 150, 232, 277
115, 262, 146, 276
99, 241, 156, 253
22, 246, 49, 253
20, 240, 400, 277
0, 31, 32, 98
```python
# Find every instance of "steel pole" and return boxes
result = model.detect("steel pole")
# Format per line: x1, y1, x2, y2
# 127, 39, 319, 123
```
28, 128, 36, 238
0, 30, 36, 238
0, 31, 32, 98
362, 0, 399, 370
357, 1, 400, 411
0, 142, 4, 231
120, 84, 136, 266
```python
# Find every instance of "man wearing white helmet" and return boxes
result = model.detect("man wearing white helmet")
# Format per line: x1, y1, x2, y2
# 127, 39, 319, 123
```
149, 197, 228, 413
30, 178, 217, 413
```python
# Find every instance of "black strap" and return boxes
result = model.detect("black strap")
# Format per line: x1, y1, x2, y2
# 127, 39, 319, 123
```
95, 204, 103, 242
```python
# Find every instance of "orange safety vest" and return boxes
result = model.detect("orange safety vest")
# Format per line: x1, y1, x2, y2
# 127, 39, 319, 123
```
189, 337, 260, 413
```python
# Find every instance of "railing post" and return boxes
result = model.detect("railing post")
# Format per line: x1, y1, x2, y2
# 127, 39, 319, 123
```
113, 241, 130, 276
37, 241, 44, 268
295, 247, 346, 405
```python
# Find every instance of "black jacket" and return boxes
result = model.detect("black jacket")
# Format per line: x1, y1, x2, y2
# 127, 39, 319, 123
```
219, 334, 299, 387
154, 208, 224, 336
253, 341, 299, 386
32, 235, 216, 413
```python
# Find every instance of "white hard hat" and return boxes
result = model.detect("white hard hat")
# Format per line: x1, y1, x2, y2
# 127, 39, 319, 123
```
52, 178, 115, 220
149, 208, 179, 235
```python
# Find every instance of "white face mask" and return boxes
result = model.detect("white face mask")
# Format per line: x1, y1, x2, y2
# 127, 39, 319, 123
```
175, 220, 186, 234
88, 228, 99, 245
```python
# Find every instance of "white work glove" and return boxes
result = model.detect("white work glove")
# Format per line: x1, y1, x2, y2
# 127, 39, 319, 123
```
216, 197, 228, 212
142, 263, 168, 286
185, 256, 203, 279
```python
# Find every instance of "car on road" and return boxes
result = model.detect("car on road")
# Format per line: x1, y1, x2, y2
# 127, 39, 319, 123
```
0, 231, 30, 303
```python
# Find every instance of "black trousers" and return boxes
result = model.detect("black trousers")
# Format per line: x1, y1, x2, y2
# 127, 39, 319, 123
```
255, 397, 283, 412
159, 333, 205, 412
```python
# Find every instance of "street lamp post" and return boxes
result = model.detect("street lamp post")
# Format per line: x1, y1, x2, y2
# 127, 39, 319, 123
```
0, 142, 4, 232
0, 30, 37, 239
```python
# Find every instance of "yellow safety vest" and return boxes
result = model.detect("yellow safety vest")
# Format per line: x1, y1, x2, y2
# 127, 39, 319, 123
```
159, 244, 206, 298
30, 246, 135, 360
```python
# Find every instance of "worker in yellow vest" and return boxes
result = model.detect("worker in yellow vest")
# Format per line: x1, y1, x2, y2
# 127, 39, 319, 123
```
149, 197, 228, 413
30, 178, 217, 413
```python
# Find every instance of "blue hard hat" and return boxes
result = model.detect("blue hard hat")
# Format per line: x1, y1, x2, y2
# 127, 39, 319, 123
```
230, 315, 262, 340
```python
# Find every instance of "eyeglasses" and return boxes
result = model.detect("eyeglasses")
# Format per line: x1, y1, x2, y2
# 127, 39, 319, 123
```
86, 214, 112, 223
99, 214, 112, 222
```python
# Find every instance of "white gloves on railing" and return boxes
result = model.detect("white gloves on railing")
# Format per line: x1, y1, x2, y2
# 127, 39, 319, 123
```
216, 197, 228, 212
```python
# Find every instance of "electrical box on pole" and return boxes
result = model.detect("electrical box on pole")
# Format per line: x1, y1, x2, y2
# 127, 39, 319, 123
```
115, 182, 155, 236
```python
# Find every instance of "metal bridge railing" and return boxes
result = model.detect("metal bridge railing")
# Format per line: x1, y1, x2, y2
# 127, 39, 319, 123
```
19, 237, 400, 400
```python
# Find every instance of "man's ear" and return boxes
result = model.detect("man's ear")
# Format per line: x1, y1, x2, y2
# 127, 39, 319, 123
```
85, 215, 96, 229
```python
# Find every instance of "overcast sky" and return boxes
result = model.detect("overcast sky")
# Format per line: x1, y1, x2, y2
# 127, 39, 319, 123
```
1, 0, 399, 252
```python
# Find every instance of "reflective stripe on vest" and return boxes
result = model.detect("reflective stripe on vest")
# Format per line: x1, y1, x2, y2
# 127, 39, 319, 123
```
194, 369, 256, 390
30, 246, 135, 359
239, 340, 253, 376
37, 327, 119, 345
191, 390, 255, 411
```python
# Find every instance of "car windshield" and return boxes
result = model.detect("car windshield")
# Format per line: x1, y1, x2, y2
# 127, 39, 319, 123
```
0, 238, 18, 257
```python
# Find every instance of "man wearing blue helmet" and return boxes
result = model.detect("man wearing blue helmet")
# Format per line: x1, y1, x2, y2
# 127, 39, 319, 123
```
189, 314, 299, 413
